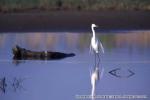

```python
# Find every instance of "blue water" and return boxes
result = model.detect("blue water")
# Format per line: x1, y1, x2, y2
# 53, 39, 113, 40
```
0, 31, 150, 100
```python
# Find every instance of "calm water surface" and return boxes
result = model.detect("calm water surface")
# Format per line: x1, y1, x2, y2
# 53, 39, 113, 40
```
0, 31, 150, 100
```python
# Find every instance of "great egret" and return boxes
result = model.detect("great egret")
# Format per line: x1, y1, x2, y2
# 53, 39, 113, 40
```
90, 24, 104, 54
90, 24, 104, 65
44, 50, 48, 57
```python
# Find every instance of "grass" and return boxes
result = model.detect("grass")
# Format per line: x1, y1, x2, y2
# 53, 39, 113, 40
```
0, 0, 150, 12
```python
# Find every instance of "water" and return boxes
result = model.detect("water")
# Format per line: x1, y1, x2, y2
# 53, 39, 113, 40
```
0, 31, 150, 100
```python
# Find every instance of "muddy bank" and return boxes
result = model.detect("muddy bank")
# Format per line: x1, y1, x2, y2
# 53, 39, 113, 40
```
0, 11, 150, 32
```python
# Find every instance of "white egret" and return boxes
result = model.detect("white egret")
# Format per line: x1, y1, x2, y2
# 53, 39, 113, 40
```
44, 50, 48, 57
90, 24, 104, 54
90, 24, 104, 65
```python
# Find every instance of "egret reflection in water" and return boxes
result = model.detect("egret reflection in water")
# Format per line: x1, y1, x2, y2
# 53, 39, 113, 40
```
90, 66, 104, 100
90, 67, 99, 99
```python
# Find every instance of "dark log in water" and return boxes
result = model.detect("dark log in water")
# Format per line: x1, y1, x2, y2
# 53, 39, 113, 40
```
12, 45, 75, 60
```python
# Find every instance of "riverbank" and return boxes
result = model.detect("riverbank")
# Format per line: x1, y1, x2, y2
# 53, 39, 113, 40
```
0, 11, 150, 32
0, 0, 150, 13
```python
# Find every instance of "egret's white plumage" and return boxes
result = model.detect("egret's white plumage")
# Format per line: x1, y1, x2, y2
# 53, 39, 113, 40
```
90, 24, 104, 54
45, 50, 48, 57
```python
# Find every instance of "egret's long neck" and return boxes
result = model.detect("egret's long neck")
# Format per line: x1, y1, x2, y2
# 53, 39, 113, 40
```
92, 26, 95, 38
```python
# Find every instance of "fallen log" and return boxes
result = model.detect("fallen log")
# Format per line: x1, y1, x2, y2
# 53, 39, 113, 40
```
12, 45, 75, 60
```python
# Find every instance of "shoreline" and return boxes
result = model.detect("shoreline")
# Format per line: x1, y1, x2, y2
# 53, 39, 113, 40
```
0, 11, 150, 32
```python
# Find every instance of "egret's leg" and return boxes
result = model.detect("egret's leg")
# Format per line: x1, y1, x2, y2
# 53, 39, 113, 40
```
94, 52, 96, 67
94, 53, 100, 67
96, 67, 100, 80
89, 44, 92, 54
97, 53, 100, 66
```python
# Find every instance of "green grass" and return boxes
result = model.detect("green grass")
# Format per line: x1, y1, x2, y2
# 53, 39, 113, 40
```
0, 0, 150, 12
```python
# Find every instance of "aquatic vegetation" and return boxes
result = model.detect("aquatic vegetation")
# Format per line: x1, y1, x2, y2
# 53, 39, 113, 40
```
0, 0, 150, 12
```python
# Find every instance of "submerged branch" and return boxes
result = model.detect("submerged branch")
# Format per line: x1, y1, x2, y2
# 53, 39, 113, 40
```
12, 45, 75, 60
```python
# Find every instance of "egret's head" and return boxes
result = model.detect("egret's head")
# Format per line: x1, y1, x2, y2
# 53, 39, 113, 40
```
91, 24, 98, 28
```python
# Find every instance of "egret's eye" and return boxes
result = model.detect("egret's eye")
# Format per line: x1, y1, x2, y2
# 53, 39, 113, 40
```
109, 68, 135, 78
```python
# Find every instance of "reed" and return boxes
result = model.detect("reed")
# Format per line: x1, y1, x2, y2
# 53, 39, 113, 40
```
0, 0, 150, 12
